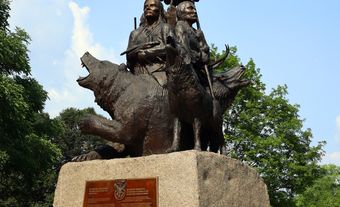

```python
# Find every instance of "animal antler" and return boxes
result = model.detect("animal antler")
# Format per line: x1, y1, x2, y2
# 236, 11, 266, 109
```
209, 44, 230, 70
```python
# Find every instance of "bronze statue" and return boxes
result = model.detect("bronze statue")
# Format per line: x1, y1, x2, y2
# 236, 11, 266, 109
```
161, 0, 199, 6
73, 51, 249, 161
72, 0, 250, 161
175, 1, 210, 89
126, 0, 175, 87
161, 0, 201, 26
165, 1, 223, 153
164, 39, 219, 152
76, 52, 173, 158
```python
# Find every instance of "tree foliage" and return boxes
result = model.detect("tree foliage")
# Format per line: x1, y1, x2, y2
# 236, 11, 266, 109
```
295, 165, 340, 207
52, 107, 106, 163
0, 1, 61, 206
211, 46, 325, 207
0, 0, 30, 75
0, 0, 10, 30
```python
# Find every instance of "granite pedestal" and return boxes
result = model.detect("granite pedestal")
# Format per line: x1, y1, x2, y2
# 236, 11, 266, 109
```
54, 150, 270, 207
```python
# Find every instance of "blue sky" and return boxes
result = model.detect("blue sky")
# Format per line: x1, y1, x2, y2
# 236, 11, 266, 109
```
8, 0, 340, 165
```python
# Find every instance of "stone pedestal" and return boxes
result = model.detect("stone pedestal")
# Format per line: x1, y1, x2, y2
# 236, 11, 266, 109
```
54, 150, 270, 207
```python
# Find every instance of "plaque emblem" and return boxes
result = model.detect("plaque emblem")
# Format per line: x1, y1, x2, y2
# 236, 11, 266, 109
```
83, 178, 158, 207
113, 179, 127, 201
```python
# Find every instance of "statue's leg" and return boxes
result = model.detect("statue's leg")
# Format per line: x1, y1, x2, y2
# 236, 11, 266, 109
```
71, 143, 128, 162
200, 131, 209, 151
210, 103, 224, 153
79, 114, 125, 143
220, 145, 227, 155
193, 118, 202, 151
166, 117, 181, 152
209, 130, 223, 153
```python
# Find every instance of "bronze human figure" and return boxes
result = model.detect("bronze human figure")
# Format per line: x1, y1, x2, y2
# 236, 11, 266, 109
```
161, 0, 200, 26
165, 1, 216, 153
161, 0, 199, 6
175, 0, 210, 86
126, 0, 175, 87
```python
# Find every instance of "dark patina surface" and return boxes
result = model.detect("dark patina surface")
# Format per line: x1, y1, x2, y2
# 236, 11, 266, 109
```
72, 0, 249, 161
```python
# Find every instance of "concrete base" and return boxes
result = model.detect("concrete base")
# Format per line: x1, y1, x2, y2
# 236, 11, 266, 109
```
54, 150, 270, 207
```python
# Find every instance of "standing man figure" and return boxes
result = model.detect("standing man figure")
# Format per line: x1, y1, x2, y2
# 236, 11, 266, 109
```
126, 0, 175, 87
175, 1, 210, 88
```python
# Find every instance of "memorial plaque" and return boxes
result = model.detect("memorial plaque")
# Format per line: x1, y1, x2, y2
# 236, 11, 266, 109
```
83, 178, 158, 207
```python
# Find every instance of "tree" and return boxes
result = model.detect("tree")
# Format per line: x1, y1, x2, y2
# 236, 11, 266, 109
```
295, 164, 340, 207
211, 46, 325, 207
0, 1, 61, 205
52, 107, 106, 163
0, 0, 10, 30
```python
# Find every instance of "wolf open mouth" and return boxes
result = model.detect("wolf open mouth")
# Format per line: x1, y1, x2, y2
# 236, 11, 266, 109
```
77, 60, 90, 82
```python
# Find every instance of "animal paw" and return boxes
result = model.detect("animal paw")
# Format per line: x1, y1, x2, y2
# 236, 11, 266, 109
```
71, 151, 102, 162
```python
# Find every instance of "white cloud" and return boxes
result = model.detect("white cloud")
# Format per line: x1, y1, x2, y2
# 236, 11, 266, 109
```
322, 151, 340, 166
336, 116, 340, 130
68, 1, 118, 61
335, 115, 340, 143
335, 116, 340, 130
45, 1, 119, 118
9, 0, 121, 118
45, 85, 99, 118
47, 88, 77, 116
321, 116, 340, 166
9, 0, 71, 52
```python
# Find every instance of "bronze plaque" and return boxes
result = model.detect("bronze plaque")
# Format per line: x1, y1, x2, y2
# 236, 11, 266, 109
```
83, 178, 158, 207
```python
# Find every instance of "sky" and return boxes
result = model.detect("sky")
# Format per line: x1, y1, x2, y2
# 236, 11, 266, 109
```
8, 0, 340, 165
